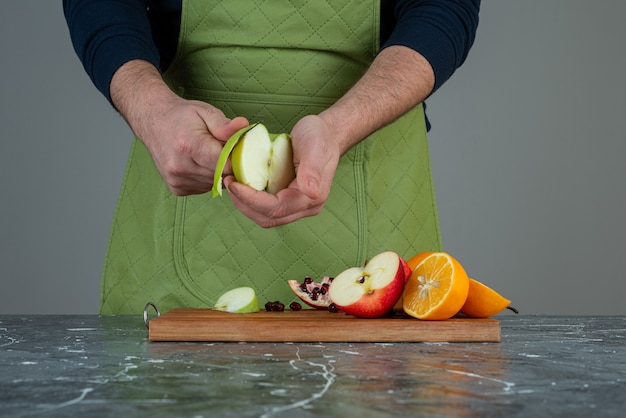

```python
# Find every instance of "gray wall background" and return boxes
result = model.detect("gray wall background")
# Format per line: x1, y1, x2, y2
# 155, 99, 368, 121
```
1, 1, 624, 315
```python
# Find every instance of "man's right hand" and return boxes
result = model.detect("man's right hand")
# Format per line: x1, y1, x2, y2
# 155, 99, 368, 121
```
110, 60, 248, 196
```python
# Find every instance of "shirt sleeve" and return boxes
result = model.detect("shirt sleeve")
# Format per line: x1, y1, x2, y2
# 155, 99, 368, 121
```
63, 0, 480, 104
63, 0, 161, 103
382, 0, 481, 94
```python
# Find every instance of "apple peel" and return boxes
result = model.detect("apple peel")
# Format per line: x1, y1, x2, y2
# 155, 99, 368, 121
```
212, 123, 258, 197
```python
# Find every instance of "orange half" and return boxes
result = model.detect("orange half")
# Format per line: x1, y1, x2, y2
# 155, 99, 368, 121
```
406, 251, 434, 271
392, 252, 433, 311
403, 252, 469, 320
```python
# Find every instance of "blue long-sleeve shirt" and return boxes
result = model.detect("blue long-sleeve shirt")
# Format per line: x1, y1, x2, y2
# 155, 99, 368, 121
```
63, 0, 480, 108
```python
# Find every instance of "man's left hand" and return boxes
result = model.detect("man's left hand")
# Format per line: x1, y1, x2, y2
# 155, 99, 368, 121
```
224, 115, 340, 228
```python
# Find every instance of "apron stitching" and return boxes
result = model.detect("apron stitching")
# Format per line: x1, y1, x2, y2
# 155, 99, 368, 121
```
373, 0, 381, 53
353, 142, 368, 264
173, 197, 194, 290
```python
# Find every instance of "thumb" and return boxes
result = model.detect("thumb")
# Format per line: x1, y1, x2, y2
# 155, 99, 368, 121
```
197, 107, 249, 142
213, 116, 250, 142
295, 162, 323, 201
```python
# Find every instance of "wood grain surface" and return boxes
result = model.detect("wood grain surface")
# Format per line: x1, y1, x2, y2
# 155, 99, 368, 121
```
148, 309, 501, 343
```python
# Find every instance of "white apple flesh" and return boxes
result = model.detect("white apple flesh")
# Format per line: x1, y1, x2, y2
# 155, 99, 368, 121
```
265, 133, 294, 194
328, 251, 407, 318
213, 286, 259, 313
232, 129, 294, 194
212, 123, 295, 197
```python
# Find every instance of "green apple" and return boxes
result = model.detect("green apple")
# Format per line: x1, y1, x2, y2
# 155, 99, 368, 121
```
213, 286, 259, 313
212, 123, 295, 197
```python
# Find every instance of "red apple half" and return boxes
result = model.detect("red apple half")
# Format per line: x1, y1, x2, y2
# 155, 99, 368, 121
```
328, 251, 407, 318
392, 257, 413, 311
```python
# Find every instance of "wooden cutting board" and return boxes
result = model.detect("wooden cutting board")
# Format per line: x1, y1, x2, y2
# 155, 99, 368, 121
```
148, 309, 500, 343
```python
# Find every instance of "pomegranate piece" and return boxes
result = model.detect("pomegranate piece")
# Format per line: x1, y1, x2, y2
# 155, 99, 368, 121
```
287, 276, 334, 309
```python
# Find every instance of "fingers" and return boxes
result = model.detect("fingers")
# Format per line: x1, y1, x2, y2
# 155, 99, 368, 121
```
147, 102, 250, 196
183, 105, 247, 167
154, 128, 223, 195
221, 114, 341, 227
225, 179, 326, 228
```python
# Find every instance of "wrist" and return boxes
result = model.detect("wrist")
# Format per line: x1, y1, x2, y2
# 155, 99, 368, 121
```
319, 46, 434, 154
110, 60, 179, 138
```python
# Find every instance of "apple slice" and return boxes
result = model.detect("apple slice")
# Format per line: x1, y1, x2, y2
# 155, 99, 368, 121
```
232, 128, 295, 194
213, 286, 259, 313
211, 123, 295, 197
328, 251, 408, 318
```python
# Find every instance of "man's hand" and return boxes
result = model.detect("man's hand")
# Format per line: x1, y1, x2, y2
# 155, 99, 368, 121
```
223, 45, 435, 227
134, 95, 248, 196
225, 115, 341, 228
110, 60, 249, 196
110, 45, 434, 226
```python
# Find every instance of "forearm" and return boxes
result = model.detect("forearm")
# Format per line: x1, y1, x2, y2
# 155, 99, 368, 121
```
110, 59, 181, 140
110, 59, 250, 196
319, 45, 435, 154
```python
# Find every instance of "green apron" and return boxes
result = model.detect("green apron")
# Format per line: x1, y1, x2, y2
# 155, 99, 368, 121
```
100, 0, 442, 314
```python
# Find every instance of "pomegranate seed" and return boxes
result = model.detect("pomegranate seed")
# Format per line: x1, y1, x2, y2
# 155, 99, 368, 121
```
328, 303, 339, 313
289, 302, 302, 311
271, 302, 285, 312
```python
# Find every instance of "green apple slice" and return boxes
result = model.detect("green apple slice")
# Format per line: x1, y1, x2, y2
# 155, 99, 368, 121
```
266, 133, 295, 194
213, 286, 259, 313
212, 123, 258, 197
212, 122, 295, 197
232, 130, 295, 194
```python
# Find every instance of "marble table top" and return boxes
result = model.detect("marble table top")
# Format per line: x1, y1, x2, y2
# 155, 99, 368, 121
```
1, 314, 624, 417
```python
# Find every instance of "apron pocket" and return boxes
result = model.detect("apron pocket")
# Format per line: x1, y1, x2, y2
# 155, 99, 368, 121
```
179, 88, 337, 133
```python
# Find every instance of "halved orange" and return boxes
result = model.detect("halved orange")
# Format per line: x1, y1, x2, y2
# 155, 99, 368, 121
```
403, 252, 469, 320
392, 252, 434, 311
460, 278, 512, 317
406, 251, 434, 271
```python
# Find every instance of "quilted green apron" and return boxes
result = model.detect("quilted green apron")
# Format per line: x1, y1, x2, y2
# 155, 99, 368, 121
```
100, 0, 442, 314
